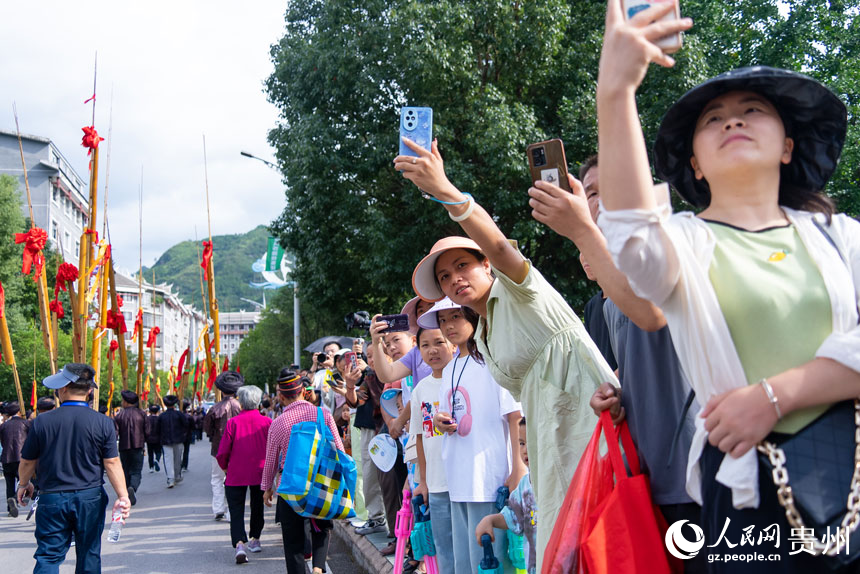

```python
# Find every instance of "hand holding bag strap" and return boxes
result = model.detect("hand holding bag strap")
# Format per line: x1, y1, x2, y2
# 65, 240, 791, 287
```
599, 412, 642, 480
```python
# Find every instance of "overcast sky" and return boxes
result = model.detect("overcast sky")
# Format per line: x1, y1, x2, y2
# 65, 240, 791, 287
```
0, 1, 287, 273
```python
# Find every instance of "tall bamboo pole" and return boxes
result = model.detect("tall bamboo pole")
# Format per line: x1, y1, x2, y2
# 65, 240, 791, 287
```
202, 136, 221, 401
136, 170, 144, 395
13, 104, 56, 373
0, 302, 25, 417
90, 256, 109, 410
107, 260, 129, 388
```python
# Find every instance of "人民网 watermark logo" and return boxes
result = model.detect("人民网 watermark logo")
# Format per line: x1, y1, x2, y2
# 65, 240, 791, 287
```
665, 520, 706, 560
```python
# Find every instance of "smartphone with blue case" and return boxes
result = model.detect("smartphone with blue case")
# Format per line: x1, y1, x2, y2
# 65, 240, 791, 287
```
399, 107, 433, 157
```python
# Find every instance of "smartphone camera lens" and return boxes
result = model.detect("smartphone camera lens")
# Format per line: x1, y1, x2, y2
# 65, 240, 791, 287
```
532, 147, 547, 167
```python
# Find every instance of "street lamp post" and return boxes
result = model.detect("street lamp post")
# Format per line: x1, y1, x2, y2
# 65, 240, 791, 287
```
240, 150, 301, 367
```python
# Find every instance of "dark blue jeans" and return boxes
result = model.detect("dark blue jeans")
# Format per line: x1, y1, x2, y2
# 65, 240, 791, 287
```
34, 486, 109, 574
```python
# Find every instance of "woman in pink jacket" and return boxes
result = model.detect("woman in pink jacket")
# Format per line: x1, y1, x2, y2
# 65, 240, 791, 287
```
216, 385, 272, 564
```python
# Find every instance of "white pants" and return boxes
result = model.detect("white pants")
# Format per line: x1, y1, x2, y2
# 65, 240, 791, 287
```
210, 456, 227, 515
163, 443, 183, 482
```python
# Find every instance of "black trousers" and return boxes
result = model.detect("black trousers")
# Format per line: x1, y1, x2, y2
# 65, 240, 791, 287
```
3, 461, 19, 504
118, 448, 144, 492
146, 442, 162, 469
182, 438, 191, 470
224, 484, 264, 547
277, 497, 331, 574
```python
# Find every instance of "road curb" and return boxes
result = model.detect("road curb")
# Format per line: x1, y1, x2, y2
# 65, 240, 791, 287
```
332, 520, 393, 574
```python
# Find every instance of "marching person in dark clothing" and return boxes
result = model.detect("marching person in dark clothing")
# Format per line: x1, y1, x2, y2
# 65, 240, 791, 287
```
145, 404, 163, 473
159, 395, 189, 488
113, 390, 146, 506
181, 399, 194, 472
1, 401, 28, 517
17, 363, 130, 573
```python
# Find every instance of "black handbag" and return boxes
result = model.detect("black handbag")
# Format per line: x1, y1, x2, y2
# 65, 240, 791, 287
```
758, 399, 860, 569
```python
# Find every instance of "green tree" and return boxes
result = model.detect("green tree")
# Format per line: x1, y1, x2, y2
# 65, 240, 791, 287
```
266, 0, 860, 320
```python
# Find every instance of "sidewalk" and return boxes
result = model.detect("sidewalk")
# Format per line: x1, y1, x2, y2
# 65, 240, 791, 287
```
332, 519, 394, 574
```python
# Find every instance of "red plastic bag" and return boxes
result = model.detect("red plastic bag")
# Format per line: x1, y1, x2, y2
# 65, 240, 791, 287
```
543, 412, 682, 574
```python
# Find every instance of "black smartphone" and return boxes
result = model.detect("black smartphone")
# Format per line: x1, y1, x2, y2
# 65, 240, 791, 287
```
378, 313, 410, 334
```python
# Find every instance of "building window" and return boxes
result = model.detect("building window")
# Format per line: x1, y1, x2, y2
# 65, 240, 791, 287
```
52, 187, 60, 205
75, 240, 80, 258
64, 231, 71, 252
51, 220, 59, 242
64, 197, 71, 216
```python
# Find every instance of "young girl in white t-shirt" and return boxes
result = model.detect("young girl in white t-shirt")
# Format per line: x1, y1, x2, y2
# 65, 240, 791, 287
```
410, 326, 457, 574
417, 298, 523, 574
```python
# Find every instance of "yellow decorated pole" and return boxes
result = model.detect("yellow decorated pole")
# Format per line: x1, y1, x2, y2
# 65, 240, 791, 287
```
0, 282, 25, 417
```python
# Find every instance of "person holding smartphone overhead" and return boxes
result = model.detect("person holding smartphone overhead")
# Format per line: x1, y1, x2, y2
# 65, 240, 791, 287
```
393, 138, 617, 570
595, 1, 860, 571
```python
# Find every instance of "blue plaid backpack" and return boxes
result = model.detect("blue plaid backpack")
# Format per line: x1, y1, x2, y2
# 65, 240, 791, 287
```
277, 407, 357, 520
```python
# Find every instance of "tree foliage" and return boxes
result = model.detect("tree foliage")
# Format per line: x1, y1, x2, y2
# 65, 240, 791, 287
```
265, 0, 859, 322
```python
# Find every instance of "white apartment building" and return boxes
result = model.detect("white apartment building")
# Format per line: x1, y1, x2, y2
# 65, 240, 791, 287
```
219, 310, 261, 361
114, 270, 209, 371
0, 129, 89, 259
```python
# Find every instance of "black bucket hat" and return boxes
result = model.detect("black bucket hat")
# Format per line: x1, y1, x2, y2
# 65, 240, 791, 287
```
654, 66, 847, 207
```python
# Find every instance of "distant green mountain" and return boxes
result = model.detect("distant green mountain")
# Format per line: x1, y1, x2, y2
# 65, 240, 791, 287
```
143, 225, 277, 312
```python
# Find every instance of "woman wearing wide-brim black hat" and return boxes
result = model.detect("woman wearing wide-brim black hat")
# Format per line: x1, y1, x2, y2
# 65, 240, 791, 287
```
595, 1, 860, 572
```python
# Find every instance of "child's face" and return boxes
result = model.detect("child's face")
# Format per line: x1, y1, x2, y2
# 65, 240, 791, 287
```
418, 329, 455, 372
519, 426, 529, 466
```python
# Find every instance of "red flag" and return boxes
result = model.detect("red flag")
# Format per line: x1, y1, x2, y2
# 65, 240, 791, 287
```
206, 365, 217, 391
222, 356, 229, 373
145, 326, 160, 348
14, 227, 47, 280
236, 364, 241, 373
201, 241, 213, 281
193, 360, 201, 383
177, 349, 189, 381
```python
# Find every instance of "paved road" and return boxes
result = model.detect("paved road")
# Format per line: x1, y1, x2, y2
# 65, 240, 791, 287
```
0, 440, 364, 574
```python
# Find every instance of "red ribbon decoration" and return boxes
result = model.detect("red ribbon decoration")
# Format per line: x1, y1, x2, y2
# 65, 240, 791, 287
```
84, 94, 96, 104
145, 326, 160, 348
109, 339, 119, 358
193, 360, 202, 383
117, 295, 124, 308
49, 299, 65, 319
81, 126, 104, 156
31, 381, 37, 409
132, 309, 143, 337
222, 356, 229, 373
0, 279, 6, 320
201, 241, 213, 281
14, 228, 48, 280
54, 262, 79, 297
84, 228, 99, 244
106, 309, 127, 334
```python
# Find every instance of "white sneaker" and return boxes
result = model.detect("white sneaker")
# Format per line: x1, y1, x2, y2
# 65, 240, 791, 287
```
166, 479, 175, 489
235, 542, 248, 564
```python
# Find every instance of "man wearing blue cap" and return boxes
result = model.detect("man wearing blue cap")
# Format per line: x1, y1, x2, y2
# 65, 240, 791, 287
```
16, 363, 131, 573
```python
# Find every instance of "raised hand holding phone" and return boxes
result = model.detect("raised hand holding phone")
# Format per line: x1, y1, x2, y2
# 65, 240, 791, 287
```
528, 173, 597, 243
598, 0, 692, 97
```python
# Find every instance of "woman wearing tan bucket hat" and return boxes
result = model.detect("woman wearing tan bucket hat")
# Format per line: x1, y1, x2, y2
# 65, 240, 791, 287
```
394, 138, 618, 572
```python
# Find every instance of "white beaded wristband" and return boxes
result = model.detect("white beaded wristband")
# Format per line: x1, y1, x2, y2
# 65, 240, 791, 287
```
449, 194, 476, 223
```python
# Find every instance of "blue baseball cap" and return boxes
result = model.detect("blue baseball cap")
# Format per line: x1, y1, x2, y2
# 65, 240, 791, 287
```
43, 364, 97, 389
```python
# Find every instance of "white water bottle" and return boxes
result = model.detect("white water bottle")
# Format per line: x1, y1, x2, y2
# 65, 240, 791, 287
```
107, 510, 124, 543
